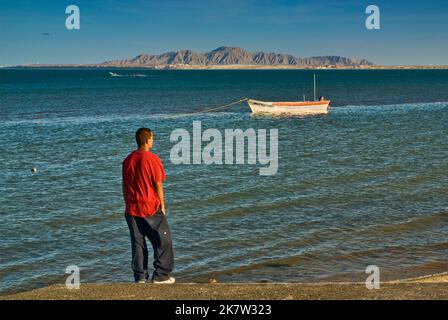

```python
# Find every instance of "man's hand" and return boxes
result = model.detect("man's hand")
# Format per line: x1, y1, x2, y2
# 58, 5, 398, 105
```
155, 181, 166, 215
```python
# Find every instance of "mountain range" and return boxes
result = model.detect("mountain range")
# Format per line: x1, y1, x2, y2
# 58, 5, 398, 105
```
100, 46, 373, 68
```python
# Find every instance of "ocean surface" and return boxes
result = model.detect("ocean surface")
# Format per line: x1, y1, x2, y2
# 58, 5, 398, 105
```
0, 69, 447, 294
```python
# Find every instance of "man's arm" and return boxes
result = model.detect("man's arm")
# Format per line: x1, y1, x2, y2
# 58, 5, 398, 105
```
122, 181, 128, 203
154, 181, 166, 215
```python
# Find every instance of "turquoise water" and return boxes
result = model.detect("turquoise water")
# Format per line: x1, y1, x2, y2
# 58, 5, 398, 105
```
1, 69, 447, 294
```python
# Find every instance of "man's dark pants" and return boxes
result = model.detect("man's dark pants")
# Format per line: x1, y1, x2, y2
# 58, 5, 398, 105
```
125, 210, 174, 282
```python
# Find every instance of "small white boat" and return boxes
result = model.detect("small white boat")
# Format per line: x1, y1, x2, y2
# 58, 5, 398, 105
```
109, 72, 148, 77
247, 99, 330, 115
247, 74, 330, 116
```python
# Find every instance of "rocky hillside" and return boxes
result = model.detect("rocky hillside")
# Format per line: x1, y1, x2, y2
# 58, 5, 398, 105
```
101, 46, 373, 67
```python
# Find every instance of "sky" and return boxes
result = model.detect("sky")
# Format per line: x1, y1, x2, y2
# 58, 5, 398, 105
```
0, 0, 447, 66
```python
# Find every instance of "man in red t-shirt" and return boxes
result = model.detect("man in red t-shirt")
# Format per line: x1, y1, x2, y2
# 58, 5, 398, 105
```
122, 127, 175, 284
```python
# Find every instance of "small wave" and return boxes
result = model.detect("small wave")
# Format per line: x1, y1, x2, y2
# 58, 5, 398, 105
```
334, 101, 448, 113
356, 211, 448, 237
155, 111, 241, 120
0, 273, 65, 296
200, 241, 448, 282
42, 211, 121, 229
395, 271, 448, 283
1, 111, 241, 126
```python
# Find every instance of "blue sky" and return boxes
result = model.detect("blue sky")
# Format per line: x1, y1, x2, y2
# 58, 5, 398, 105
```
1, 0, 447, 66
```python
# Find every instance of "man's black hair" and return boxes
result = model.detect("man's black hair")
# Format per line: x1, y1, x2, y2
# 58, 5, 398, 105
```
135, 127, 153, 147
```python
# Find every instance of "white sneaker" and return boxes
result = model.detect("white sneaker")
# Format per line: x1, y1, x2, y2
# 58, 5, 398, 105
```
136, 279, 146, 284
152, 277, 175, 284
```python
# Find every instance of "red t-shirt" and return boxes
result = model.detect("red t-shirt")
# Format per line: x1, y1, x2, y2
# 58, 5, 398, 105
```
122, 150, 166, 217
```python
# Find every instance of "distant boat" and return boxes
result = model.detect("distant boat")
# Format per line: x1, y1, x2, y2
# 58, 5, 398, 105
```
108, 72, 148, 77
247, 74, 330, 116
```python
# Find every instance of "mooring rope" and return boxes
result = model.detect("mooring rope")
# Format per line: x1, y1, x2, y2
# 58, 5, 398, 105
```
164, 98, 248, 118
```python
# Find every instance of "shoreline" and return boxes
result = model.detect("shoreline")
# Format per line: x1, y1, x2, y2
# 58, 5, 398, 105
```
2, 274, 447, 300
3, 64, 448, 70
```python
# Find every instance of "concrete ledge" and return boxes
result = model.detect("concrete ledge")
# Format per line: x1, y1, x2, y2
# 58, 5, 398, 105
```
2, 279, 447, 300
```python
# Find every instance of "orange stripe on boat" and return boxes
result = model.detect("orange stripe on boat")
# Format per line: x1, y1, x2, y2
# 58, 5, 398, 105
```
272, 100, 330, 107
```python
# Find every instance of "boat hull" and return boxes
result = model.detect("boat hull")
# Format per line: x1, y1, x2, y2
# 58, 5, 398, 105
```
247, 99, 330, 116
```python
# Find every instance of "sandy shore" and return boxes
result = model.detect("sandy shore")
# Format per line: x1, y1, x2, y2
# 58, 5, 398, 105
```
2, 274, 447, 300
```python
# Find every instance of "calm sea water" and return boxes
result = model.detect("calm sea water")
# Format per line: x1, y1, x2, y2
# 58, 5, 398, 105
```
1, 69, 447, 294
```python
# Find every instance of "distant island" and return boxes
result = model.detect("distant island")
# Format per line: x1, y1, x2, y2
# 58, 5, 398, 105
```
100, 46, 373, 69
10, 46, 448, 69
